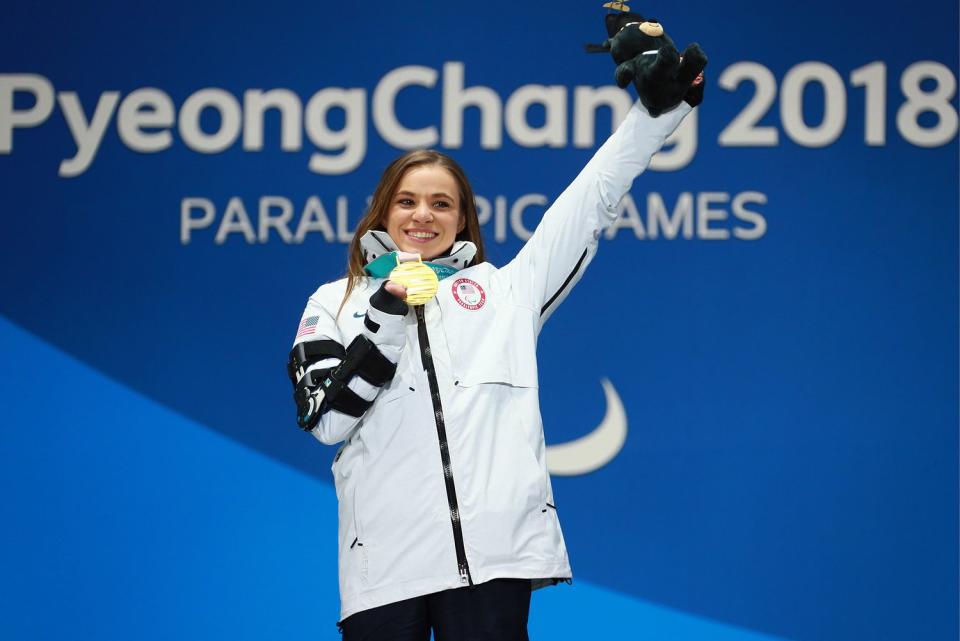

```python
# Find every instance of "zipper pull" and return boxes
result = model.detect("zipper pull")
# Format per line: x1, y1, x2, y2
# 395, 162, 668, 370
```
459, 566, 469, 585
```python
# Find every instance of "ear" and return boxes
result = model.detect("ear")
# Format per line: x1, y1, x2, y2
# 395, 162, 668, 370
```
457, 213, 467, 233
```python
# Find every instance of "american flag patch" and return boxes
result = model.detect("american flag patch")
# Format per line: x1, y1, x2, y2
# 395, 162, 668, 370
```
297, 315, 319, 338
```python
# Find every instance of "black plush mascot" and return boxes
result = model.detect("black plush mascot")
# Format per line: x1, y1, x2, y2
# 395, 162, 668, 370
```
586, 4, 707, 116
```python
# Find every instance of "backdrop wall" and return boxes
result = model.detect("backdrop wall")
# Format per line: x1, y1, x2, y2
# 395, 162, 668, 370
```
2, 2, 957, 640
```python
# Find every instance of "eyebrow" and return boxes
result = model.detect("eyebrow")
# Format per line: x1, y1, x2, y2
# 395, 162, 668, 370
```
396, 190, 455, 200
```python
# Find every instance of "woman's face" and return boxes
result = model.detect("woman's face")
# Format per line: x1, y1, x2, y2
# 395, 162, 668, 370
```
384, 165, 465, 261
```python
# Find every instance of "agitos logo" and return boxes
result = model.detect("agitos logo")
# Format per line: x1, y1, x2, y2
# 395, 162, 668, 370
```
0, 63, 697, 178
546, 378, 627, 476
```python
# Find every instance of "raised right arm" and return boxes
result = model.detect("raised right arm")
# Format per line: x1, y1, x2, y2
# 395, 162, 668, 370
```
287, 283, 408, 445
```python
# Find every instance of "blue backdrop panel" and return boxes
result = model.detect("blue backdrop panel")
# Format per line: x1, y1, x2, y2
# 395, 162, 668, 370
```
1, 1, 957, 640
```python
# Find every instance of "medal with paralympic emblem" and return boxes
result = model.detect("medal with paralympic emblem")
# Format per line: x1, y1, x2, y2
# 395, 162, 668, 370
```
389, 256, 439, 306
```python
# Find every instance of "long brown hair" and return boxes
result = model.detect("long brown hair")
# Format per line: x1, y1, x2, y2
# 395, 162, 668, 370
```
340, 150, 486, 312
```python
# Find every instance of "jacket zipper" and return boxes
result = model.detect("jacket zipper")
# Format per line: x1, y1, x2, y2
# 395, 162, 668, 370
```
415, 305, 473, 586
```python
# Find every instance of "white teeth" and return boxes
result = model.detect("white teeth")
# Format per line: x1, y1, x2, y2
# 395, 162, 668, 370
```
407, 231, 437, 239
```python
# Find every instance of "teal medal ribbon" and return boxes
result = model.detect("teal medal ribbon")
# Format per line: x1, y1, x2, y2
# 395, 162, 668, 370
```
364, 252, 460, 281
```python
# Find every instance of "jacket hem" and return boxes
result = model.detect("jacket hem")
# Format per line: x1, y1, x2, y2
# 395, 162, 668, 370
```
339, 561, 572, 622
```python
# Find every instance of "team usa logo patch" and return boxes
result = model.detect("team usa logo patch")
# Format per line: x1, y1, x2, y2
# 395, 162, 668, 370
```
451, 278, 486, 310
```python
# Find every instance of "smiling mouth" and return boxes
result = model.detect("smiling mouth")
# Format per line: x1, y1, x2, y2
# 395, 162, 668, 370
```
404, 230, 438, 242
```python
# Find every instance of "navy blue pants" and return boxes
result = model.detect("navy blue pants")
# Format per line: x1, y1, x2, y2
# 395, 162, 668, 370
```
339, 578, 532, 641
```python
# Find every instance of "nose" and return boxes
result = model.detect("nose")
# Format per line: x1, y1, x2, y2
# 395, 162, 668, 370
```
412, 203, 433, 222
639, 21, 664, 37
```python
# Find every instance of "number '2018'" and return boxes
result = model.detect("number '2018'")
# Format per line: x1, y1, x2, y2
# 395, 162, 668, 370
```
717, 61, 958, 148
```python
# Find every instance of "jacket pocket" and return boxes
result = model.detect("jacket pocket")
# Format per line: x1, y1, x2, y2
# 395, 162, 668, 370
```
359, 374, 415, 460
451, 302, 539, 388
374, 376, 416, 405
352, 478, 364, 546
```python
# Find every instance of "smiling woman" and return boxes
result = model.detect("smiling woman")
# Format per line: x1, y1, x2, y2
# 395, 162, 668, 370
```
286, 77, 699, 639
384, 166, 466, 260
339, 149, 486, 310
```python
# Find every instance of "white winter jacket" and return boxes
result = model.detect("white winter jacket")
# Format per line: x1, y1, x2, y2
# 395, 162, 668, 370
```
293, 100, 693, 621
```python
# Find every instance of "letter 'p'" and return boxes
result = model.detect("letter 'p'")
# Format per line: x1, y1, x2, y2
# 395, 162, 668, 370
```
0, 74, 55, 152
181, 197, 217, 244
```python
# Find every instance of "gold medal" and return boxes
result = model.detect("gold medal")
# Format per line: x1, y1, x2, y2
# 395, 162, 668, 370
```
389, 256, 439, 306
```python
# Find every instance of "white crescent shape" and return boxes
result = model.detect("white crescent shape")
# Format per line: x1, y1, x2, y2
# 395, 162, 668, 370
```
545, 377, 628, 476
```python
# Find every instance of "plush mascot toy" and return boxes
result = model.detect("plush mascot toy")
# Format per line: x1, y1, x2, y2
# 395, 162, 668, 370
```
586, 4, 707, 116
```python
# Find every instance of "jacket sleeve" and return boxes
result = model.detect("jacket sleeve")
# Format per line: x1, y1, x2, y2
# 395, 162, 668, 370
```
498, 100, 693, 322
290, 283, 408, 445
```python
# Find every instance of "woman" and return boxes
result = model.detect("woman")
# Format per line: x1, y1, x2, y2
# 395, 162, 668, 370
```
288, 96, 695, 640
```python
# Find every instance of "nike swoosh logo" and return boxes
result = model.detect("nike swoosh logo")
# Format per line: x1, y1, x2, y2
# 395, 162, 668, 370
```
353, 312, 365, 318
546, 377, 627, 476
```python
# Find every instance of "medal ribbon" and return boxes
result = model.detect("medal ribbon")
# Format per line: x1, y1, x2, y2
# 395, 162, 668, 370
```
364, 252, 460, 281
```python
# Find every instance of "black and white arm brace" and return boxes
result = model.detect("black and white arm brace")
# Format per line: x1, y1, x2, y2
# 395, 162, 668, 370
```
287, 284, 408, 431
